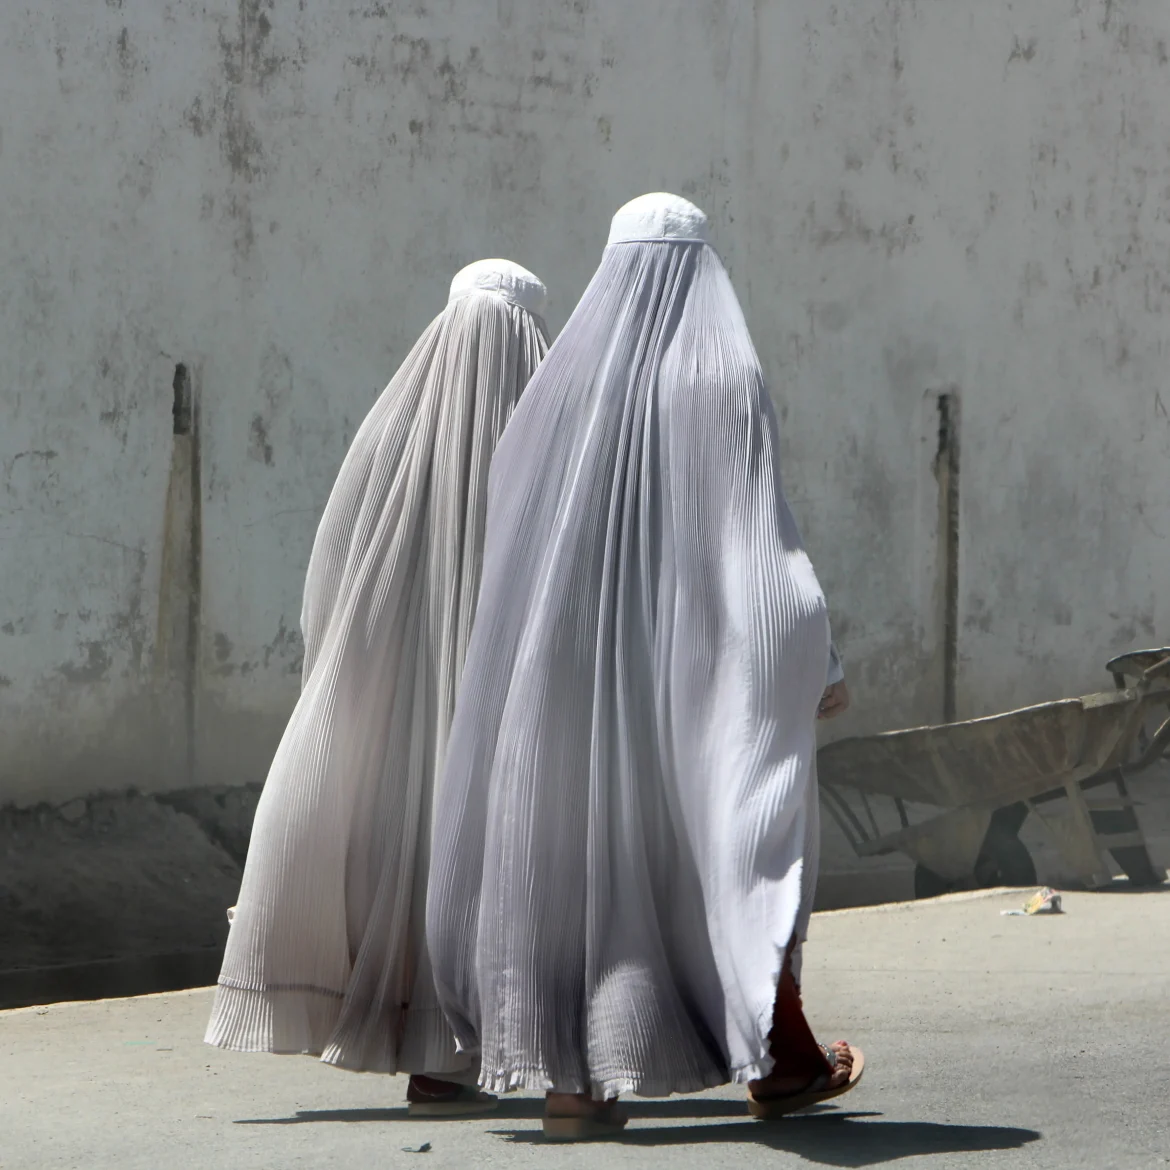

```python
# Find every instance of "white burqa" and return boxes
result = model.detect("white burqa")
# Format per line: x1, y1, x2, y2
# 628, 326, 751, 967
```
205, 260, 550, 1074
427, 196, 838, 1098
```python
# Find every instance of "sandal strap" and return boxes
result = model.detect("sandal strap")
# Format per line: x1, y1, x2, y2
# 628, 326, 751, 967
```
750, 1069, 831, 1105
819, 1043, 839, 1070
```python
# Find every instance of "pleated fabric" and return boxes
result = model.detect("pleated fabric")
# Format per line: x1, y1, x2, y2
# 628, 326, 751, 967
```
205, 261, 550, 1075
426, 195, 836, 1099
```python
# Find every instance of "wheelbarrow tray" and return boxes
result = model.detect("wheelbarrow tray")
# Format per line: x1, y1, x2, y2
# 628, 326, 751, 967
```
818, 677, 1170, 888
818, 688, 1149, 811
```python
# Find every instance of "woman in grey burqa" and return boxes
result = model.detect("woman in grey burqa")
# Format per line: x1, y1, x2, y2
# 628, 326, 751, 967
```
205, 260, 550, 1116
427, 194, 861, 1140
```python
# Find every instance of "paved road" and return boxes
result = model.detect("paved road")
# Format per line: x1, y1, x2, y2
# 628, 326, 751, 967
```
3, 887, 1168, 1169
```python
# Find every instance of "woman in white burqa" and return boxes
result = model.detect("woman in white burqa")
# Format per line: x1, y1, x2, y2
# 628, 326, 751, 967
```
427, 195, 860, 1140
205, 259, 550, 1115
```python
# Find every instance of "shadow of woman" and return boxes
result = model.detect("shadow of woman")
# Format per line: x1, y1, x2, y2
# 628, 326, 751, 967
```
234, 1096, 755, 1126
490, 1112, 1042, 1166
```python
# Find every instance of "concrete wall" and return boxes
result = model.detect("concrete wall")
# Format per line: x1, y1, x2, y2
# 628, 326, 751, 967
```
3, 0, 1169, 806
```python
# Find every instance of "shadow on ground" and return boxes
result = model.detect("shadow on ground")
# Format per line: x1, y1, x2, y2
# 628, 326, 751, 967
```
1091, 879, 1170, 895
236, 1097, 749, 1124
493, 1112, 1042, 1166
236, 1103, 1041, 1165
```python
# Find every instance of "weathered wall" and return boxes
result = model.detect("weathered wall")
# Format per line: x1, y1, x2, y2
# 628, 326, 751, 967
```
3, 0, 1169, 806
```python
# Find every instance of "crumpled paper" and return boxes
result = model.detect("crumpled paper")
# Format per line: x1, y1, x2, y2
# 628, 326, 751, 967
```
1001, 887, 1063, 916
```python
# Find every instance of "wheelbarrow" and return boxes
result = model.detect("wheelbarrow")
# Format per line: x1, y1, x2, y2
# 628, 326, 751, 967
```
818, 651, 1170, 898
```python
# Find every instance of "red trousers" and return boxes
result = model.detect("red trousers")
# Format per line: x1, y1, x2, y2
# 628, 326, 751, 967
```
763, 944, 833, 1079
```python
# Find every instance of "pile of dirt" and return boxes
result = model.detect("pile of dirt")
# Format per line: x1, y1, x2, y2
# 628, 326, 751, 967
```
0, 787, 259, 973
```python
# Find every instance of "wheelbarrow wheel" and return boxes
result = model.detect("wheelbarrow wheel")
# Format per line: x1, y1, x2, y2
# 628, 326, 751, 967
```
971, 803, 1038, 889
914, 837, 1037, 899
974, 833, 1037, 888
913, 866, 955, 900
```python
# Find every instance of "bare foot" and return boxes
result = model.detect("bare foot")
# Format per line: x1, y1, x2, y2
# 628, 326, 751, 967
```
749, 1041, 854, 1099
824, 1041, 854, 1088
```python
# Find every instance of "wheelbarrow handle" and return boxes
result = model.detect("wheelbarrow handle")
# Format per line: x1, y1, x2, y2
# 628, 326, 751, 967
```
1138, 653, 1170, 687
1124, 714, 1170, 775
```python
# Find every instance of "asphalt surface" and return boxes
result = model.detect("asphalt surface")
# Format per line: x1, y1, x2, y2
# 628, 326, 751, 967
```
3, 886, 1168, 1169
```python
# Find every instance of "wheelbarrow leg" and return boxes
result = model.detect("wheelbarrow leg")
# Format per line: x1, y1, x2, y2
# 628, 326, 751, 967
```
898, 806, 993, 898
1084, 770, 1163, 887
1027, 782, 1113, 890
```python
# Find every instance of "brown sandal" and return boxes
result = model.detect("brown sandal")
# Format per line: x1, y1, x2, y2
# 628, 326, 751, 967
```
748, 1043, 866, 1119
406, 1084, 499, 1118
542, 1098, 629, 1141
